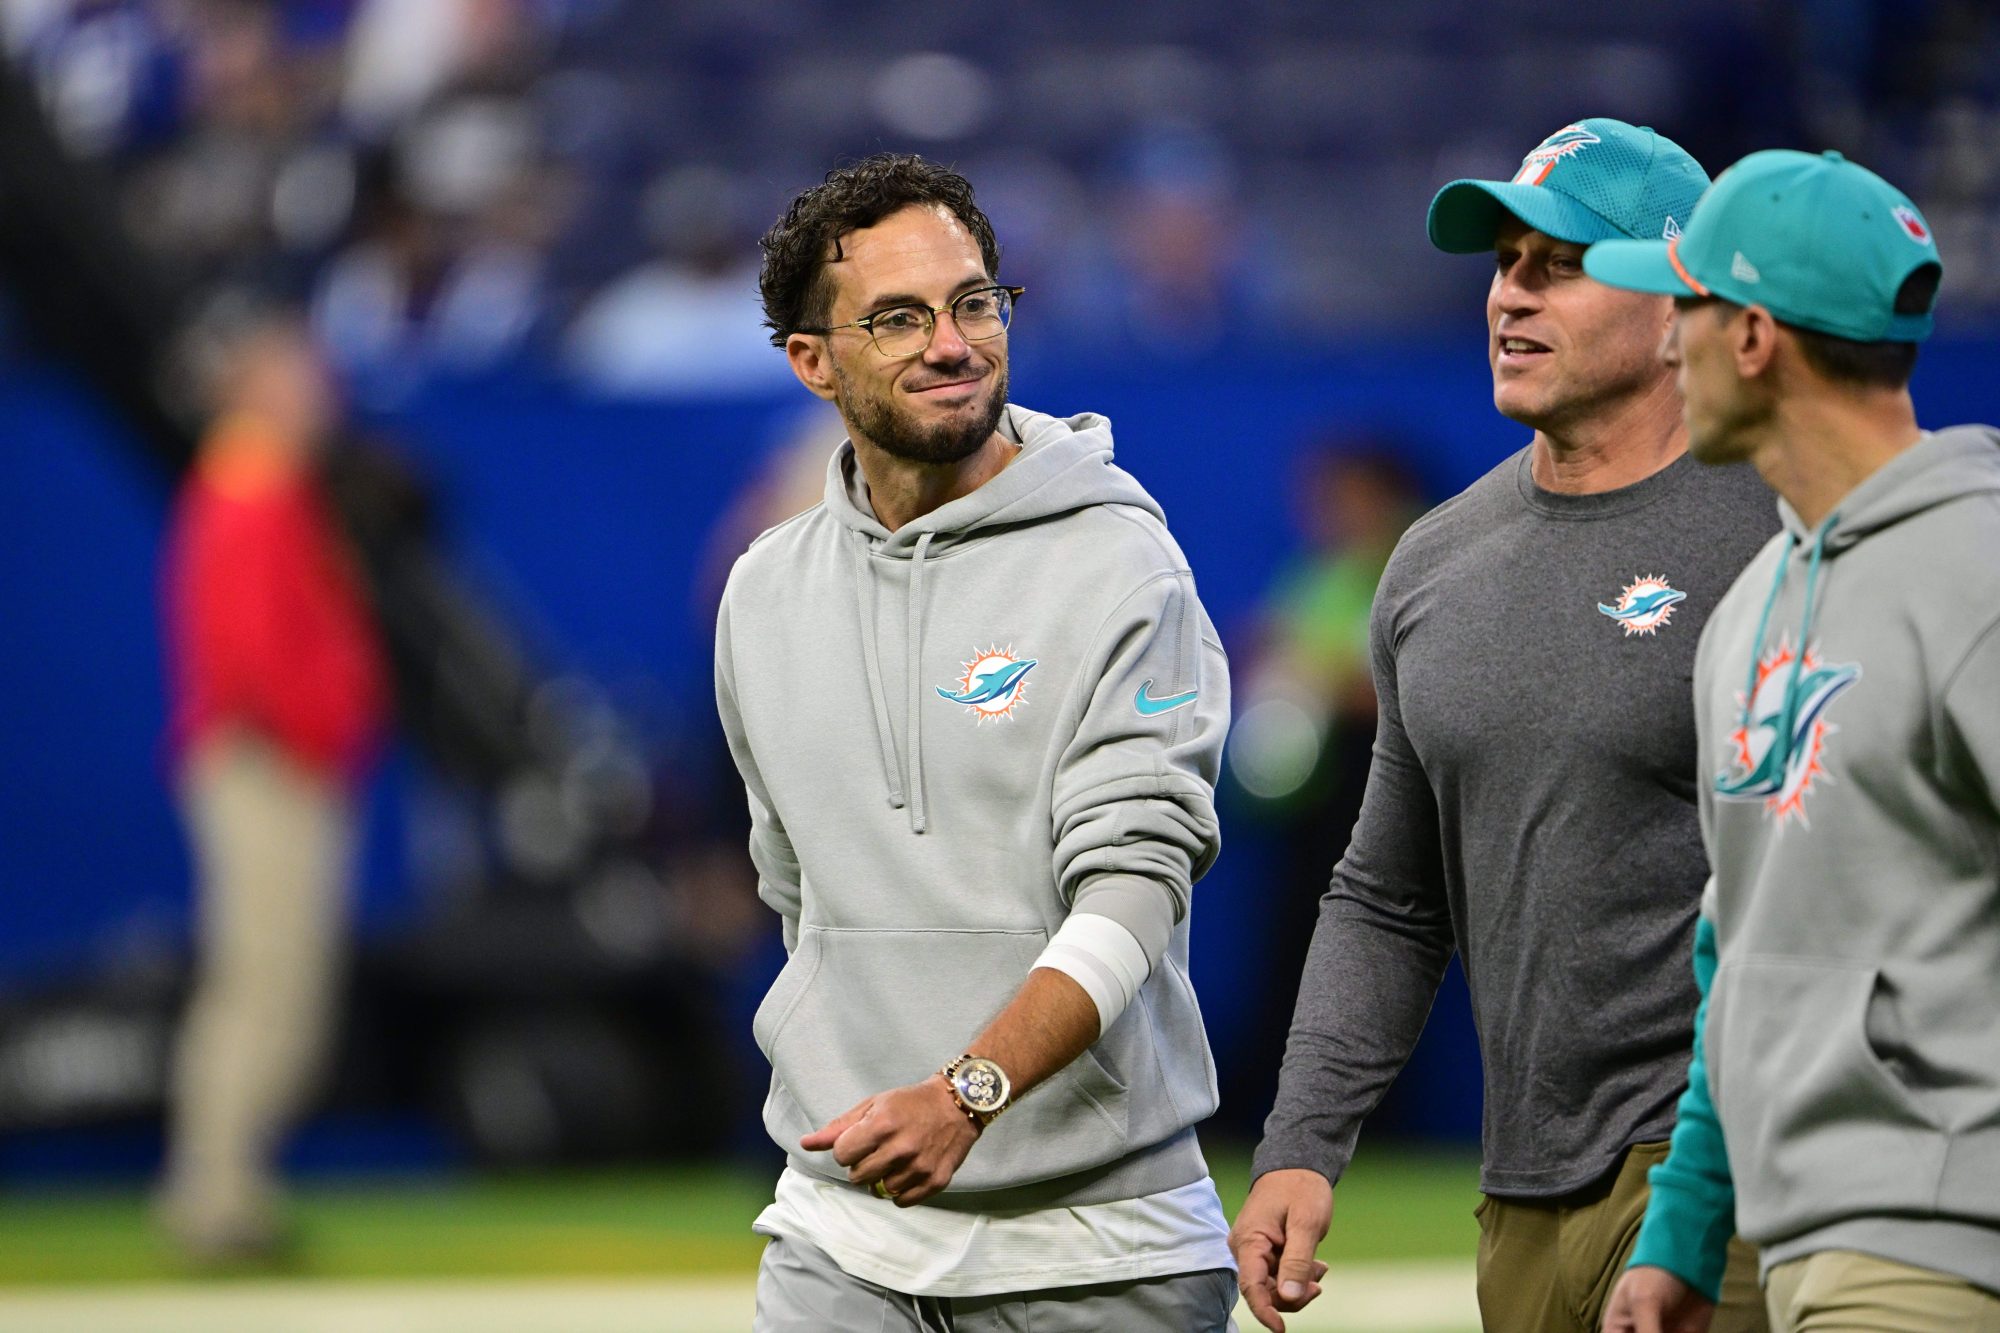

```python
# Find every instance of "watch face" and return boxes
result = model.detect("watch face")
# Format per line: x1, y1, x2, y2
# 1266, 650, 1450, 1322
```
954, 1057, 1009, 1113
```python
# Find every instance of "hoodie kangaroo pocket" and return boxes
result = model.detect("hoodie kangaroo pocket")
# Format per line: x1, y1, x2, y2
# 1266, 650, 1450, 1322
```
759, 925, 1132, 1191
1709, 957, 1947, 1240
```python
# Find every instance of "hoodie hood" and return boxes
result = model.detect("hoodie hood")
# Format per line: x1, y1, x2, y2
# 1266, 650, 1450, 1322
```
1780, 424, 2000, 552
824, 405, 1164, 555
821, 404, 1169, 834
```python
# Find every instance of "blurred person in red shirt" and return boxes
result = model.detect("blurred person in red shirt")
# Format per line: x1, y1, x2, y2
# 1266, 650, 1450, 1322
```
157, 309, 390, 1262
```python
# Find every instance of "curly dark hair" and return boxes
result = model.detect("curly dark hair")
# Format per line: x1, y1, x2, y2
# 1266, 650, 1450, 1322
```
758, 153, 1001, 348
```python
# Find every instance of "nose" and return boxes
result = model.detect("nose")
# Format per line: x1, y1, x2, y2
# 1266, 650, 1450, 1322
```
1492, 258, 1543, 318
922, 308, 973, 363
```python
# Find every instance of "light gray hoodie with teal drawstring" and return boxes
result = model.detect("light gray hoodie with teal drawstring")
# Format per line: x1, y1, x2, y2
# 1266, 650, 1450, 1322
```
1693, 424, 2000, 1291
715, 404, 1230, 1210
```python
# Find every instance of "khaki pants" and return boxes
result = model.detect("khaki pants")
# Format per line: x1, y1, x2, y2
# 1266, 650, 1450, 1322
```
1476, 1140, 1767, 1333
1765, 1249, 2000, 1332
160, 733, 352, 1248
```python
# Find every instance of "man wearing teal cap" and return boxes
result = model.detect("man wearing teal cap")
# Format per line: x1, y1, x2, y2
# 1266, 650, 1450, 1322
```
1591, 150, 2000, 1332
1232, 119, 1770, 1333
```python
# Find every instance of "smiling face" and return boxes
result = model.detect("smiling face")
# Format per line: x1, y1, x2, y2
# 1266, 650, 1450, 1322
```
1487, 217, 1675, 436
786, 203, 1009, 466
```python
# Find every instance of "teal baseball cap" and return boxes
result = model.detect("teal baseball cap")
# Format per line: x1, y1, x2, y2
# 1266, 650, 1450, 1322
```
1427, 118, 1709, 253
1583, 149, 1943, 342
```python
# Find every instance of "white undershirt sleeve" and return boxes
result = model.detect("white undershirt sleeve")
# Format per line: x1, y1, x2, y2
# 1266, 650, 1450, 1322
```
1032, 911, 1154, 1035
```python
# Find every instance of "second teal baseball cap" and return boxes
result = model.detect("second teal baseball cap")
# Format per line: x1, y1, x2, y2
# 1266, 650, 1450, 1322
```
1427, 118, 1709, 253
1583, 149, 1943, 342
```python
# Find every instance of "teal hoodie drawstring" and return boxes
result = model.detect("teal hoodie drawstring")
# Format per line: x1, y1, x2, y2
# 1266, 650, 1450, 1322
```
1718, 513, 1837, 795
1780, 517, 1835, 750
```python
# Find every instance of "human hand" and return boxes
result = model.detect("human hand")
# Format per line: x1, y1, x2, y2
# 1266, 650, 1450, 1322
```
1228, 1168, 1333, 1332
1602, 1266, 1716, 1333
799, 1076, 979, 1207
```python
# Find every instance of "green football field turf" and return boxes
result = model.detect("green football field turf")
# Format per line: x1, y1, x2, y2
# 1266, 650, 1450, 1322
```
0, 1141, 1481, 1286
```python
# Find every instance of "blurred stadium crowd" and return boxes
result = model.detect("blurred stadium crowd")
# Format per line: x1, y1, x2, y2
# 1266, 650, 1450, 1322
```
10, 0, 2000, 406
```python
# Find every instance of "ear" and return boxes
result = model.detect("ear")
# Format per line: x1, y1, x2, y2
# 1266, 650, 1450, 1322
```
1653, 294, 1678, 362
786, 333, 838, 402
1657, 302, 1682, 367
1734, 305, 1780, 380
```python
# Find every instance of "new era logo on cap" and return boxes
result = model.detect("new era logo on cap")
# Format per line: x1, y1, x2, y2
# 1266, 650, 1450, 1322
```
1663, 215, 1682, 240
1893, 205, 1931, 244
1730, 251, 1761, 284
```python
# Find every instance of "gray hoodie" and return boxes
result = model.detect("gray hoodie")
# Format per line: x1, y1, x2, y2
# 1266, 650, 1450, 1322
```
1694, 425, 2000, 1290
715, 405, 1230, 1209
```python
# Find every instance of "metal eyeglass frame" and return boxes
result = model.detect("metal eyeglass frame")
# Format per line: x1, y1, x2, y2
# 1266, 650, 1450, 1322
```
796, 284, 1025, 358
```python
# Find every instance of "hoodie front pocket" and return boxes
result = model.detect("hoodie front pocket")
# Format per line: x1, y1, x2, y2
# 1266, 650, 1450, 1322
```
1709, 957, 1947, 1240
751, 934, 823, 1059
760, 925, 1133, 1191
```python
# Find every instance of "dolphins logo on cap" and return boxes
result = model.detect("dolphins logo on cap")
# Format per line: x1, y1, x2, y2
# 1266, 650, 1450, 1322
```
1513, 124, 1602, 186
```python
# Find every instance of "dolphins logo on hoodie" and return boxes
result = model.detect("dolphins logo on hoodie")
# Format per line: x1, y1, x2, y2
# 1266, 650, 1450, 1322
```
1715, 638, 1861, 825
937, 647, 1036, 723
1597, 574, 1686, 636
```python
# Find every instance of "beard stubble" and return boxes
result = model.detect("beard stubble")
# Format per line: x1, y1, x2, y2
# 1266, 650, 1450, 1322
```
834, 357, 1010, 466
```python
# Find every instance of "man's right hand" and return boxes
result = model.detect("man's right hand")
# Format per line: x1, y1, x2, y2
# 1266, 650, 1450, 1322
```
1228, 1167, 1333, 1333
1602, 1265, 1716, 1333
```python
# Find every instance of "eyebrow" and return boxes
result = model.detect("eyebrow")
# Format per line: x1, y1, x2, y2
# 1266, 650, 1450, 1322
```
859, 274, 993, 313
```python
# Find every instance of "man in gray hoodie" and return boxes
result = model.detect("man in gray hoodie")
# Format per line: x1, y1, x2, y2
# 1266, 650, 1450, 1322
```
1589, 151, 2000, 1332
720, 154, 1239, 1330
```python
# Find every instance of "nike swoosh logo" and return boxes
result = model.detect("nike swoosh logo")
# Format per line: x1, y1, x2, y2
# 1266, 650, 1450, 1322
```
1134, 680, 1199, 716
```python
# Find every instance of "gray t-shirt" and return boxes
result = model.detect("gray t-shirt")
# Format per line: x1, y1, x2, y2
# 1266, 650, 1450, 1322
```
1253, 446, 1779, 1198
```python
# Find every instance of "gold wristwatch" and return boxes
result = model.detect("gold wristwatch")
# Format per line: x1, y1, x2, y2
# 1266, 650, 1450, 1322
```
939, 1054, 1012, 1129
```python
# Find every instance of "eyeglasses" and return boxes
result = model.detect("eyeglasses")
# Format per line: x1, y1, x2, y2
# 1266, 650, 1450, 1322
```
800, 285, 1023, 358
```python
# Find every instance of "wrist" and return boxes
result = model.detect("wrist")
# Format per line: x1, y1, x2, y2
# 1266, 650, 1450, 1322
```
931, 1073, 982, 1134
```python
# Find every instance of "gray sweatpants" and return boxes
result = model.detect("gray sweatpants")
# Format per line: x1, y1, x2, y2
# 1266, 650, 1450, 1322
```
755, 1233, 1238, 1332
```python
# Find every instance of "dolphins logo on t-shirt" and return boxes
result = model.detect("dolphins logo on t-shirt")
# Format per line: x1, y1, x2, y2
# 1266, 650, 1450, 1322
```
1597, 575, 1686, 636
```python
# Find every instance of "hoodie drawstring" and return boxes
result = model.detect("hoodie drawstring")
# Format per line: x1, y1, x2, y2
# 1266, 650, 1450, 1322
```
1721, 513, 1837, 794
905, 532, 934, 834
1777, 516, 1835, 751
849, 529, 934, 834
1734, 536, 1795, 722
851, 534, 906, 813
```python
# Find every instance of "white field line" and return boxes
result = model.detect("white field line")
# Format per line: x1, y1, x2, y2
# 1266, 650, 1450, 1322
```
0, 1262, 1478, 1333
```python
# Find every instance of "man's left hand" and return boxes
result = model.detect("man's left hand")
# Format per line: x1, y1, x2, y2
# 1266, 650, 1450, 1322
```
1602, 1266, 1716, 1333
799, 1076, 979, 1207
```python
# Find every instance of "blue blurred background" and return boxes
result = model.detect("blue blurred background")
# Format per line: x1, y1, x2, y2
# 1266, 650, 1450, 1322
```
4, 0, 2000, 1190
